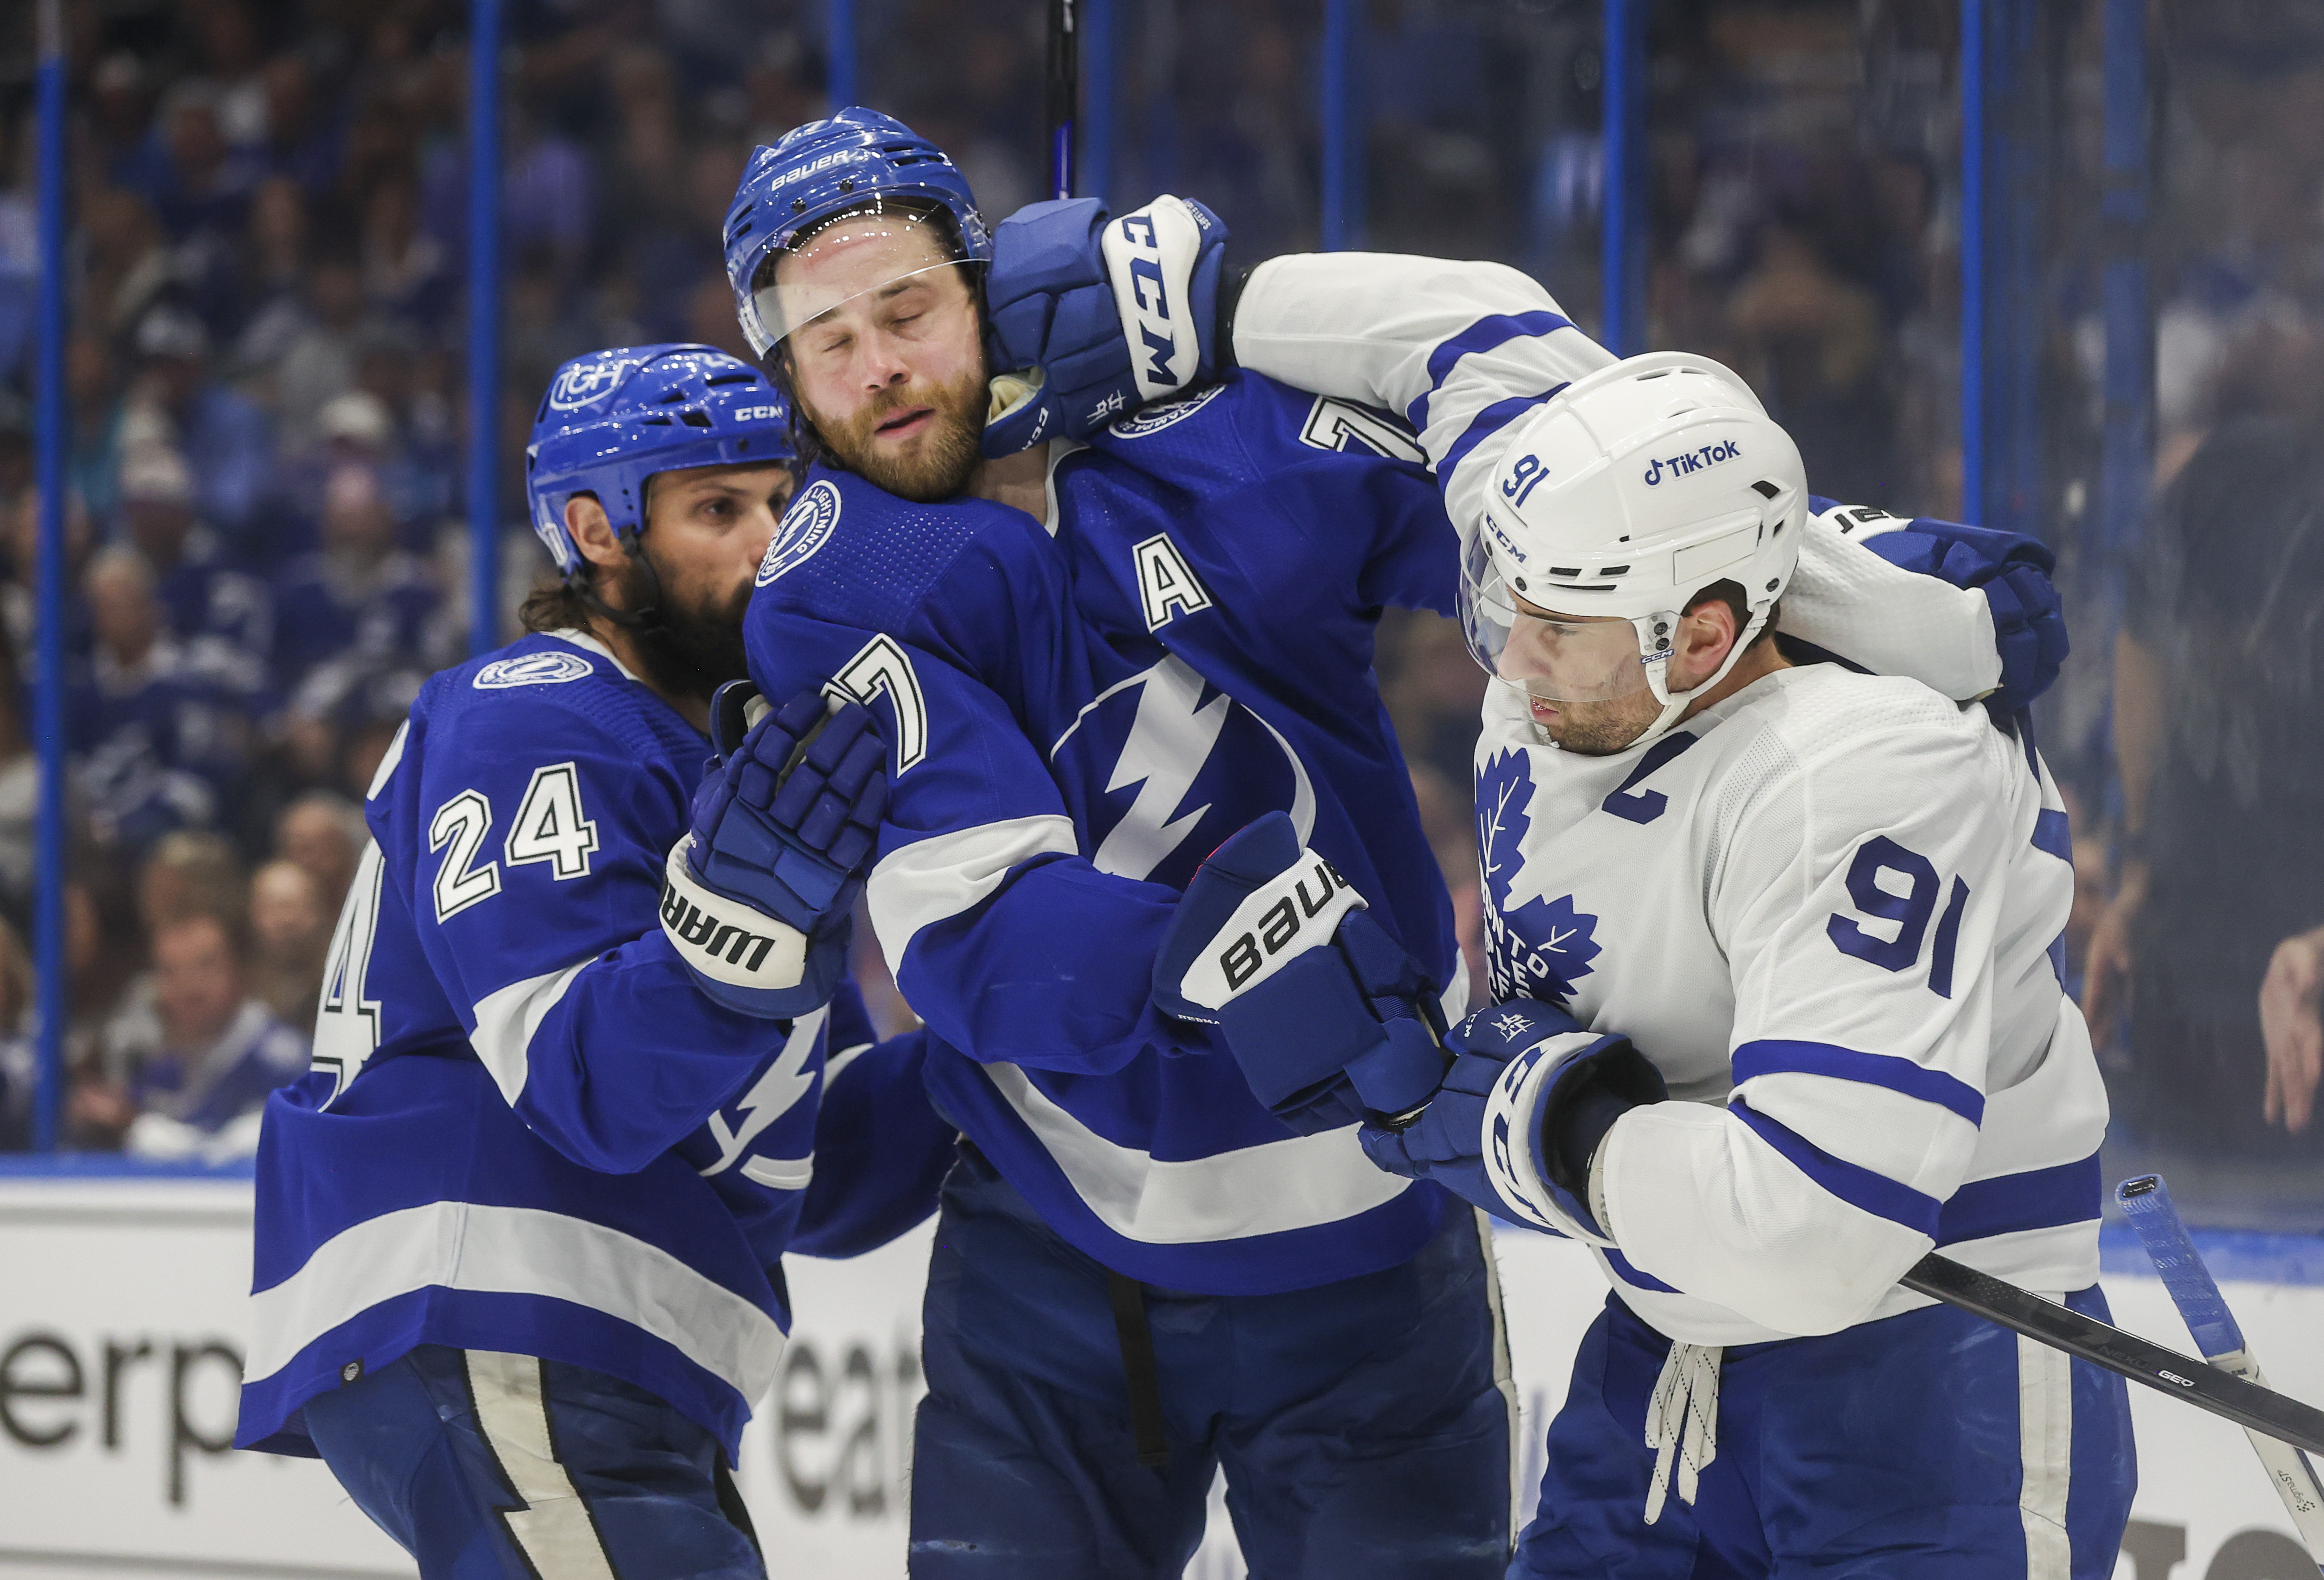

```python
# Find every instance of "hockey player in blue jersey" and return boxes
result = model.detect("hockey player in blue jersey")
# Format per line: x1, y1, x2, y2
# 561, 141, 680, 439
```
987, 208, 2131, 1572
722, 114, 2074, 1577
234, 345, 950, 1579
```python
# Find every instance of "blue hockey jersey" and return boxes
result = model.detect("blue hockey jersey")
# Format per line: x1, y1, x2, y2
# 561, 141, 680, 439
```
237, 628, 935, 1462
743, 374, 1466, 1296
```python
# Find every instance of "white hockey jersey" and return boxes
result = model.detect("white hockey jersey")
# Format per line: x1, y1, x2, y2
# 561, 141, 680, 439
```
1221, 250, 2105, 1344
1475, 663, 2103, 1343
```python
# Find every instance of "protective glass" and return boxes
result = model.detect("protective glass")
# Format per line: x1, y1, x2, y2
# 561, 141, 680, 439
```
1457, 533, 1669, 704
748, 206, 966, 349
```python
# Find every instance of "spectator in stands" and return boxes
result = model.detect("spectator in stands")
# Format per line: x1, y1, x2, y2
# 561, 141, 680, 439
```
0, 918, 33, 1150
4, 485, 93, 673
271, 460, 447, 704
274, 790, 366, 915
0, 640, 38, 933
115, 444, 272, 702
226, 175, 311, 385
120, 80, 263, 246
137, 830, 249, 938
122, 303, 274, 541
2085, 354, 2324, 1151
79, 545, 246, 851
248, 857, 330, 1031
260, 53, 345, 199
117, 912, 308, 1159
272, 249, 373, 450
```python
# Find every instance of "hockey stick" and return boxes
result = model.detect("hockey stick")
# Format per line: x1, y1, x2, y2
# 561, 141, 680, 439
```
1046, 0, 1078, 199
1899, 1251, 2324, 1456
2116, 1174, 2324, 1564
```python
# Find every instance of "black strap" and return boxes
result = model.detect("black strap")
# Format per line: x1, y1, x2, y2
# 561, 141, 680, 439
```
1107, 1269, 1170, 1470
715, 1451, 762, 1556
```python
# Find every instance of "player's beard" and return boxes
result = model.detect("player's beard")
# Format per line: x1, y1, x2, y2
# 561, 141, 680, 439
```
1529, 685, 1664, 755
611, 549, 751, 706
804, 366, 986, 502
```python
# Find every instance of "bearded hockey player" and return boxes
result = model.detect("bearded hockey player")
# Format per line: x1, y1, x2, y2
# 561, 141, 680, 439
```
724, 117, 2075, 1578
996, 214, 2132, 1572
234, 345, 946, 1579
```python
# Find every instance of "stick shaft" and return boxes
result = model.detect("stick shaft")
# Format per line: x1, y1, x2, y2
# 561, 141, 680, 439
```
1901, 1252, 2324, 1457
1046, 0, 1078, 199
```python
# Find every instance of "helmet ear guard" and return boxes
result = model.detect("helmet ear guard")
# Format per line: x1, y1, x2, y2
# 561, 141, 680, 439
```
1460, 352, 1808, 750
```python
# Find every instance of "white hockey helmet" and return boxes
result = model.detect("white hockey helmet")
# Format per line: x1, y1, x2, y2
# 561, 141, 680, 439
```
1461, 350, 1808, 749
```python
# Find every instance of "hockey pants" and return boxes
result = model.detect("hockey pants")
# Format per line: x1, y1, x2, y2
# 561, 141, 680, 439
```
907, 1143, 1516, 1578
1512, 1286, 2137, 1578
304, 1344, 762, 1580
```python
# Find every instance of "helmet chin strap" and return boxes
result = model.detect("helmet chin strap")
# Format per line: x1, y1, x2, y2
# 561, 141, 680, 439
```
1621, 603, 1774, 752
575, 527, 667, 632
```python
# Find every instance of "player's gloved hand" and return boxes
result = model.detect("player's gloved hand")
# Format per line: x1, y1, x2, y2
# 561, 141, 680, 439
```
1360, 998, 1664, 1243
1858, 518, 2069, 713
981, 194, 1232, 457
661, 680, 888, 1019
1153, 811, 1450, 1135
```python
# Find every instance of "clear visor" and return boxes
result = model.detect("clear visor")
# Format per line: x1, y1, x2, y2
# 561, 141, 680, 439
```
1457, 532, 1671, 704
747, 207, 965, 349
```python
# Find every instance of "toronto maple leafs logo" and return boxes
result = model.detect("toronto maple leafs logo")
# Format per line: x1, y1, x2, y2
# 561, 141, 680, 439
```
1477, 747, 1601, 1005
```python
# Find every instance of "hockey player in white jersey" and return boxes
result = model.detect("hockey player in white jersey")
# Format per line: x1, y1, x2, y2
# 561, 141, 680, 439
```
984, 207, 2130, 1574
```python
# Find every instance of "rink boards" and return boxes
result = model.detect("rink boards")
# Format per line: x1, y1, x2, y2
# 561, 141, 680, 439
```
0, 1165, 2315, 1580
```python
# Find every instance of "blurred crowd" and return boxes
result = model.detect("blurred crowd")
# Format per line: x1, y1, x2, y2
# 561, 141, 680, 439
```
0, 0, 2321, 1201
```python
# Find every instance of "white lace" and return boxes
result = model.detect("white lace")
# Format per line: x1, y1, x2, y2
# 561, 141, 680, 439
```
1643, 1341, 1723, 1524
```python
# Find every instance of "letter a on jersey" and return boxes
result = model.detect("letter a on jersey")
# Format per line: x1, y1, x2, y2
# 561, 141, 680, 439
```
1134, 533, 1214, 631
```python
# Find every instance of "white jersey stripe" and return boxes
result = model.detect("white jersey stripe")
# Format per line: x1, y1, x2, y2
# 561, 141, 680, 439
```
468, 959, 590, 1106
464, 1350, 620, 1580
866, 813, 1079, 965
979, 1060, 1409, 1244
2016, 1318, 2074, 1579
246, 1201, 786, 1403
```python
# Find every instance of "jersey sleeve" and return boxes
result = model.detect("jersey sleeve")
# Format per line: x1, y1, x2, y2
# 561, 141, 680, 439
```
1595, 710, 2016, 1336
1776, 500, 2020, 702
390, 697, 793, 1174
788, 1022, 954, 1259
1229, 252, 1617, 555
746, 572, 1217, 1079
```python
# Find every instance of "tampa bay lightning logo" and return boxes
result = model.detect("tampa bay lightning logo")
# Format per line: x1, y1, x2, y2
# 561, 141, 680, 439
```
758, 480, 841, 585
545, 356, 635, 411
474, 651, 595, 689
1109, 384, 1225, 439
1477, 747, 1601, 1005
1050, 653, 1314, 889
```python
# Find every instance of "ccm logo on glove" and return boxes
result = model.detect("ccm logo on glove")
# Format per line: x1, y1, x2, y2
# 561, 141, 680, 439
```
1180, 852, 1362, 1010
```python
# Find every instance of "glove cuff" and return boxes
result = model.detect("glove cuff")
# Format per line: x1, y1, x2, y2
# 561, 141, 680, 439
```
660, 837, 811, 993
1481, 1030, 1620, 1247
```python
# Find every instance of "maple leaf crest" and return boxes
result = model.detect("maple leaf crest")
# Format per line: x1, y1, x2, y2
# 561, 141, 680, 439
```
1475, 748, 1603, 1007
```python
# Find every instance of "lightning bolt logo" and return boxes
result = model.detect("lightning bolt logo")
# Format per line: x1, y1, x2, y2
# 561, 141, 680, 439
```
699, 1004, 826, 1179
1088, 656, 1233, 881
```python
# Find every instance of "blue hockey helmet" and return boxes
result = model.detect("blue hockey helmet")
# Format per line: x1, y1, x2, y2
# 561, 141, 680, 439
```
524, 344, 794, 579
722, 107, 992, 357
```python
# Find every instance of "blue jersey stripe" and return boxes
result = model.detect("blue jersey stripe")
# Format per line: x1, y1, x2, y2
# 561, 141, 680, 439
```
1406, 312, 1578, 432
1729, 1096, 1943, 1237
1936, 1152, 2101, 1246
1439, 388, 1570, 487
1731, 1039, 1985, 1125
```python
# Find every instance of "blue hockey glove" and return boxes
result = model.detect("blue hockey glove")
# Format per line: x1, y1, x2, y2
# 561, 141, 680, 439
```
660, 680, 889, 1019
1361, 998, 1664, 1242
982, 195, 1232, 457
1153, 811, 1450, 1135
1854, 514, 2069, 713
